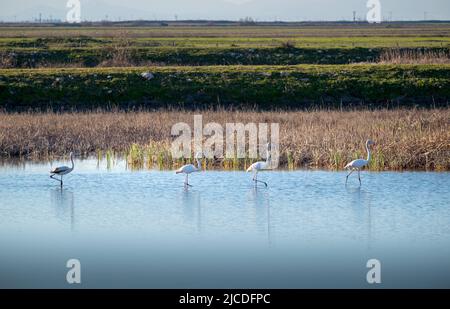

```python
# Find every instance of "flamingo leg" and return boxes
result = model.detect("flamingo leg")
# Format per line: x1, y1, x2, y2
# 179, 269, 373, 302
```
346, 169, 354, 184
184, 174, 192, 187
253, 171, 268, 187
61, 175, 63, 187
50, 174, 63, 186
358, 170, 361, 186
257, 179, 268, 187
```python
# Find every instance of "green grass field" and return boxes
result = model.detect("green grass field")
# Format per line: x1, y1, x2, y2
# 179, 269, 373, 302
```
2, 36, 450, 49
1, 22, 450, 38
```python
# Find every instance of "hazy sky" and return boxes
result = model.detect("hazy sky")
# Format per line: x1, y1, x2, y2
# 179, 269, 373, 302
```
1, 0, 450, 22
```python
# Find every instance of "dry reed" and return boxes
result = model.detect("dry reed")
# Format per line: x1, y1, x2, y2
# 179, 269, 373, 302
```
0, 51, 16, 69
377, 49, 450, 64
98, 31, 135, 67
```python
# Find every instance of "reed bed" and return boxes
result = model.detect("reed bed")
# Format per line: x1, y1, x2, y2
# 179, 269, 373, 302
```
377, 49, 450, 64
0, 109, 448, 171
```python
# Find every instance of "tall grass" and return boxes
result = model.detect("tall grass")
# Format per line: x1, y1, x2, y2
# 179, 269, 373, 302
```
377, 49, 450, 64
98, 31, 134, 67
0, 109, 448, 171
0, 51, 16, 68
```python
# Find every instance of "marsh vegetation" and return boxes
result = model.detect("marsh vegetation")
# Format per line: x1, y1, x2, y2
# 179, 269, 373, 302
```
0, 109, 448, 171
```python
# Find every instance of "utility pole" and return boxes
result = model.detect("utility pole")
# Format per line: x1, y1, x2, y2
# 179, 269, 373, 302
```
39, 13, 42, 23
389, 11, 393, 22
353, 11, 356, 22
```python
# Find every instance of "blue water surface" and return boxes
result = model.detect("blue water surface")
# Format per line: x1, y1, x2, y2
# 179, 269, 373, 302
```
0, 159, 449, 288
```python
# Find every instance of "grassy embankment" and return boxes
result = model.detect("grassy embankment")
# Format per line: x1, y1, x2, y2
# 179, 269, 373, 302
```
1, 65, 449, 110
0, 36, 448, 67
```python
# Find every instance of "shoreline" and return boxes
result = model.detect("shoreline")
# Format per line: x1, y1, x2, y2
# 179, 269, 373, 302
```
2, 156, 449, 173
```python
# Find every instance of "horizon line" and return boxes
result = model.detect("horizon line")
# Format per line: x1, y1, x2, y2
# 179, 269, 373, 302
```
1, 19, 450, 24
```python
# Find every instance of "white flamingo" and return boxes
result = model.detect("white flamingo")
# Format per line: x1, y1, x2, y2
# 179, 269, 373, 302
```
50, 152, 74, 187
176, 152, 203, 187
247, 143, 272, 187
344, 140, 375, 185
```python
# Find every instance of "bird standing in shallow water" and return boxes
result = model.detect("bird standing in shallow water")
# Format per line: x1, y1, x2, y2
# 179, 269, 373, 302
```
50, 152, 74, 187
176, 152, 203, 187
247, 143, 272, 187
344, 140, 375, 185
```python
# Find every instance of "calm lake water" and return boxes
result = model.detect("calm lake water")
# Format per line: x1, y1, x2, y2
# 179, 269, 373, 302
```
0, 158, 449, 288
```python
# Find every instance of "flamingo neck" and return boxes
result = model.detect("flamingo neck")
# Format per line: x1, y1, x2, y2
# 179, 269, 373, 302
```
366, 143, 371, 162
266, 149, 271, 166
196, 158, 201, 170
70, 154, 74, 169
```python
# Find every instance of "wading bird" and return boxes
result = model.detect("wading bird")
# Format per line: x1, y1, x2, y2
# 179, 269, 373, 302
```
344, 140, 375, 185
247, 144, 272, 187
176, 152, 203, 187
50, 152, 74, 187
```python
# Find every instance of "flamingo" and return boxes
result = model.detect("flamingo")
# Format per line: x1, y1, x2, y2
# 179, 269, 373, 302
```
247, 143, 272, 187
344, 140, 375, 185
176, 152, 203, 187
50, 152, 74, 187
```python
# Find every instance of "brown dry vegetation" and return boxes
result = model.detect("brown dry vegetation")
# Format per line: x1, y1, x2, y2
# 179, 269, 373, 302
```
0, 109, 448, 171
0, 51, 16, 68
97, 31, 135, 67
377, 49, 450, 64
